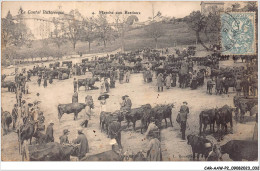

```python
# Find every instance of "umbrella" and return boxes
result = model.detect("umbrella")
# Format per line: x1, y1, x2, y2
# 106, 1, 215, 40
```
98, 94, 109, 100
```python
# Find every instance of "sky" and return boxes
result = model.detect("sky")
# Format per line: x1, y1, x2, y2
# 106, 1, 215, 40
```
2, 1, 202, 22
1, 1, 250, 22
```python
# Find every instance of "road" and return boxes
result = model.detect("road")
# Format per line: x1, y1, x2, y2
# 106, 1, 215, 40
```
1, 58, 256, 161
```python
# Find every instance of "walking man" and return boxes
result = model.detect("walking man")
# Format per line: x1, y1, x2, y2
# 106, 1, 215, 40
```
179, 101, 189, 140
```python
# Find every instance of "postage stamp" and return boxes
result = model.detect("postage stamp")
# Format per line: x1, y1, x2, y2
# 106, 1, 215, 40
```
221, 12, 256, 55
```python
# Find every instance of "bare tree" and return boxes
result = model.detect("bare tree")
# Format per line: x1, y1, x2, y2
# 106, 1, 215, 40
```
62, 10, 84, 50
114, 14, 138, 52
96, 14, 114, 48
186, 11, 209, 51
82, 17, 97, 52
146, 22, 164, 49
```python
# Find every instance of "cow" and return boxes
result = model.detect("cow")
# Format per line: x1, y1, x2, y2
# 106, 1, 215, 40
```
222, 77, 236, 94
220, 140, 258, 161
1, 81, 16, 92
58, 103, 86, 121
1, 110, 12, 135
151, 104, 174, 128
81, 150, 124, 161
215, 105, 234, 141
29, 142, 77, 161
108, 121, 122, 148
18, 121, 37, 146
33, 130, 47, 145
233, 96, 257, 122
199, 109, 216, 137
78, 78, 98, 91
100, 111, 112, 133
187, 134, 212, 161
124, 104, 152, 133
102, 111, 124, 135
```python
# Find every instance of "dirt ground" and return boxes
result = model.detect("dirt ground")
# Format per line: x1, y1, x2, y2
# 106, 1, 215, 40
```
1, 58, 256, 161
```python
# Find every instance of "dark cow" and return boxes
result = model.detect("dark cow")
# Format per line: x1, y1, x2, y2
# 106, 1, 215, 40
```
33, 130, 47, 145
199, 109, 216, 137
215, 105, 234, 141
187, 134, 212, 161
1, 81, 16, 92
108, 121, 122, 148
1, 110, 12, 135
81, 150, 124, 161
151, 104, 174, 128
58, 103, 86, 120
18, 121, 37, 146
220, 140, 258, 161
78, 78, 98, 90
233, 96, 257, 122
222, 77, 236, 94
29, 142, 77, 161
124, 104, 152, 133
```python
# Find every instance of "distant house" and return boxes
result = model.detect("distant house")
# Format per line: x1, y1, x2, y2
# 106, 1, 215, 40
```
200, 1, 224, 15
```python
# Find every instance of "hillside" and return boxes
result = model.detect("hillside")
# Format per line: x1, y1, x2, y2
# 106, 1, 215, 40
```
2, 21, 209, 65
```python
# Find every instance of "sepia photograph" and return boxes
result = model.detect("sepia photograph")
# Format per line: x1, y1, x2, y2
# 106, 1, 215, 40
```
0, 0, 258, 166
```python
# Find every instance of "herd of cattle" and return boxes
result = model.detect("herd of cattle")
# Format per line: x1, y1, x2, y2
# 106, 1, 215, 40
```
1, 47, 258, 161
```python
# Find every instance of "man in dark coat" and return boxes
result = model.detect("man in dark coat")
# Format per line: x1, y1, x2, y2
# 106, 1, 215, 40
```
46, 122, 54, 143
72, 91, 78, 103
60, 129, 70, 145
73, 129, 89, 160
179, 101, 189, 140
12, 104, 18, 129
73, 78, 77, 92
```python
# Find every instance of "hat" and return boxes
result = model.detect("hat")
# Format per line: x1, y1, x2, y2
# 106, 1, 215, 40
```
49, 120, 54, 125
183, 101, 188, 104
98, 94, 109, 100
124, 95, 129, 98
36, 93, 40, 96
78, 129, 83, 134
63, 129, 70, 134
22, 100, 26, 104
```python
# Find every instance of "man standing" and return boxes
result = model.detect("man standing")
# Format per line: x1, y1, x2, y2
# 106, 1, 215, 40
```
12, 104, 18, 130
72, 90, 78, 103
157, 73, 164, 92
179, 101, 189, 140
73, 129, 89, 160
59, 129, 70, 145
46, 122, 54, 143
21, 100, 29, 124
37, 75, 41, 87
147, 136, 162, 161
125, 70, 130, 83
73, 78, 78, 92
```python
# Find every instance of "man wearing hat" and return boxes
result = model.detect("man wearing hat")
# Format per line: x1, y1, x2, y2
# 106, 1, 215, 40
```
120, 95, 132, 112
46, 121, 54, 143
179, 101, 189, 140
73, 129, 89, 160
60, 129, 70, 145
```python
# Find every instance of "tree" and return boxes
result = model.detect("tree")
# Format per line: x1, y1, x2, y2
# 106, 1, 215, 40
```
186, 11, 209, 50
62, 10, 84, 50
114, 14, 138, 52
82, 17, 97, 52
146, 22, 164, 49
1, 10, 33, 48
96, 14, 114, 48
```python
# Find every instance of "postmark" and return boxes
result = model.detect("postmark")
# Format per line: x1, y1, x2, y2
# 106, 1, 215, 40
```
220, 12, 256, 55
